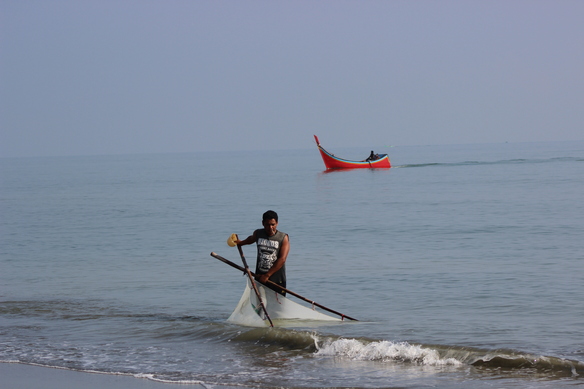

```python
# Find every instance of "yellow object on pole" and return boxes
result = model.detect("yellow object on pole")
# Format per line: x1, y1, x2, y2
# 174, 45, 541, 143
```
227, 233, 238, 247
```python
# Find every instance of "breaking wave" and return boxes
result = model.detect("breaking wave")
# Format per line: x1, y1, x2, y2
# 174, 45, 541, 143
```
315, 338, 462, 366
312, 337, 584, 377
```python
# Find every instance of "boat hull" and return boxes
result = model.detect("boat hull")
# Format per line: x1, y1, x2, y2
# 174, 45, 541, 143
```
314, 135, 391, 169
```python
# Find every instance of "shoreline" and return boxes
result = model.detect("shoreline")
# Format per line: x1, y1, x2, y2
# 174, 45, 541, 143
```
0, 362, 237, 389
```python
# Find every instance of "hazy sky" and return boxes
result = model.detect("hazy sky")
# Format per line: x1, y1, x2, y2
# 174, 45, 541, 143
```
2, 0, 583, 157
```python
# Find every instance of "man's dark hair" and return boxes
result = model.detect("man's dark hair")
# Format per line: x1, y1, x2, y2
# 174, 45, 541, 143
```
262, 210, 278, 222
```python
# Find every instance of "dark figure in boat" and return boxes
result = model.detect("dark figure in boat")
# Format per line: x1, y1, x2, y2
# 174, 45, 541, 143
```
365, 150, 379, 161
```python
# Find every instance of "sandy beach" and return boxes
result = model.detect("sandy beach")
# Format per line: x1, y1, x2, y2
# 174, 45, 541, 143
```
0, 363, 211, 389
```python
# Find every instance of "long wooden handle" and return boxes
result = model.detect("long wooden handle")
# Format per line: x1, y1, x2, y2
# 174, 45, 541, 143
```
235, 238, 274, 327
210, 252, 357, 321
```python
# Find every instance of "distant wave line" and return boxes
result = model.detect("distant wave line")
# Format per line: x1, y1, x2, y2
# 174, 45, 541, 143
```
394, 157, 581, 169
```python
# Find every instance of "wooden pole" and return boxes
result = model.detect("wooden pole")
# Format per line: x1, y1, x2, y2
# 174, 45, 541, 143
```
233, 239, 274, 327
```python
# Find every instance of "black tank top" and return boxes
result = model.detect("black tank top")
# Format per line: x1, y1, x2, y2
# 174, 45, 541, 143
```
254, 229, 287, 286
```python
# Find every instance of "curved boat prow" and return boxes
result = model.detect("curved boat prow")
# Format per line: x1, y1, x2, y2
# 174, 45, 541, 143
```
313, 135, 391, 170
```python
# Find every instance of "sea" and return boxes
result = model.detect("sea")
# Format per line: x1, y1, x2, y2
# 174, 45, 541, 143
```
1, 141, 583, 389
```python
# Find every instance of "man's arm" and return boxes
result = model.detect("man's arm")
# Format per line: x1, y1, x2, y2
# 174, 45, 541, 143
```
236, 231, 257, 246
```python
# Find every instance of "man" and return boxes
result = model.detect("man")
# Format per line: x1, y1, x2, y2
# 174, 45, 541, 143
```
236, 210, 290, 295
366, 150, 379, 161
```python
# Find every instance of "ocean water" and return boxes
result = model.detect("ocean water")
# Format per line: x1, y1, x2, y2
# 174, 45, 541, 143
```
1, 141, 583, 388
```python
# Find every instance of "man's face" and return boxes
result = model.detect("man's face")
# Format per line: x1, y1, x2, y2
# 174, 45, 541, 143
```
262, 218, 278, 237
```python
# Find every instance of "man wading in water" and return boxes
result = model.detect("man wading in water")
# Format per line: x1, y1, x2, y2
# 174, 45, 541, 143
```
236, 210, 290, 295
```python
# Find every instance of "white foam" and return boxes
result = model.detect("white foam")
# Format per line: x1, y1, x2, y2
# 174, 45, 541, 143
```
314, 338, 463, 366
135, 373, 207, 386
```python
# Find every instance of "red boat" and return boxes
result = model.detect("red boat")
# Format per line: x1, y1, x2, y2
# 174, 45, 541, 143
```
314, 135, 391, 169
